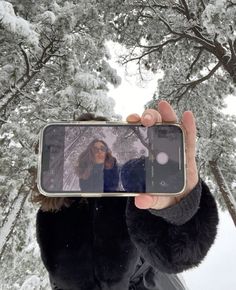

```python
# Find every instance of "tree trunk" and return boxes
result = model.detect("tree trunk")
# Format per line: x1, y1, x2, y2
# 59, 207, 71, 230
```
0, 185, 29, 259
209, 160, 236, 227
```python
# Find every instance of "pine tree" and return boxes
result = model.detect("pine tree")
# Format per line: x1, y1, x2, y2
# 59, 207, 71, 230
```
0, 1, 121, 288
102, 0, 236, 224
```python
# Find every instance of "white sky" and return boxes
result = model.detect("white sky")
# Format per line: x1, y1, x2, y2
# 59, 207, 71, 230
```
108, 42, 236, 290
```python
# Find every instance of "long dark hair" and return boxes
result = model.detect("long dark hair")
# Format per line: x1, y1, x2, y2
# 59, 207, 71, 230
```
76, 139, 115, 179
31, 113, 109, 212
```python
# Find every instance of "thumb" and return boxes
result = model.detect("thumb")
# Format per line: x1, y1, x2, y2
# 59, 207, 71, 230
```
134, 195, 158, 209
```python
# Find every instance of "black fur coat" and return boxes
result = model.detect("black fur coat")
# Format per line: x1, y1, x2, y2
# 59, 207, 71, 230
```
36, 178, 218, 290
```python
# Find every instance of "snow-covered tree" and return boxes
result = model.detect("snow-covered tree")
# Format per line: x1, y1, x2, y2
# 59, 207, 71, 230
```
101, 0, 236, 223
0, 0, 121, 288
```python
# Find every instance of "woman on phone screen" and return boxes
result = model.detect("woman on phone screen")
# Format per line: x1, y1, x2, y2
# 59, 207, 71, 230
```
76, 139, 119, 192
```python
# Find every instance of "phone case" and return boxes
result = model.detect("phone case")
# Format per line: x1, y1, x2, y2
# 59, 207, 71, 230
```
37, 121, 186, 197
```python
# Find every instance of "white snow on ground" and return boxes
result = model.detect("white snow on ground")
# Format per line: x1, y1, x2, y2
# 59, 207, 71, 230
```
182, 208, 236, 290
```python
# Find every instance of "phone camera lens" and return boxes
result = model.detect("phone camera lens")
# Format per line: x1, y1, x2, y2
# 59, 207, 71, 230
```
156, 152, 169, 165
160, 180, 167, 187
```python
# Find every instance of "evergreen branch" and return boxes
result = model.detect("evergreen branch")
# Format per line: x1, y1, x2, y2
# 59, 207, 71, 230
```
171, 1, 215, 49
144, 2, 181, 35
148, 1, 214, 51
0, 44, 58, 119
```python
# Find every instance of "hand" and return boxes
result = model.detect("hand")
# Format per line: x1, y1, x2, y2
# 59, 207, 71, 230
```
126, 100, 199, 210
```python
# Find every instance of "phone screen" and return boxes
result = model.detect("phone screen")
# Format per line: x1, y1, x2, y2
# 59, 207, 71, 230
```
39, 124, 185, 195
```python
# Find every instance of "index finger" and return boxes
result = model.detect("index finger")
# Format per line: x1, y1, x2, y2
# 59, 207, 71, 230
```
158, 100, 178, 122
126, 113, 141, 123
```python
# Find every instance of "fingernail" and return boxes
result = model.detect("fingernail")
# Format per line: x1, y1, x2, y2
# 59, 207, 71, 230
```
143, 114, 152, 122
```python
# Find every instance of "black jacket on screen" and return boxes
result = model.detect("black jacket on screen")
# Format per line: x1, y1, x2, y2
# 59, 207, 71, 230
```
36, 159, 219, 290
79, 161, 119, 193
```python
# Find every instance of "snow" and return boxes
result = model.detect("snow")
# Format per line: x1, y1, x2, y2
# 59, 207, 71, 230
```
0, 1, 39, 46
0, 193, 26, 255
108, 43, 236, 290
183, 208, 236, 290
19, 275, 40, 290
40, 11, 56, 25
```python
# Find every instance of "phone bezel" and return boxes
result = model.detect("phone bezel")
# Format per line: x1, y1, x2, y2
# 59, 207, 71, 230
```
37, 121, 187, 197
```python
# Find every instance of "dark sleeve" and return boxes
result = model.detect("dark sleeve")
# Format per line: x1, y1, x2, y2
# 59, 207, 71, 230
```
125, 179, 219, 274
104, 160, 119, 192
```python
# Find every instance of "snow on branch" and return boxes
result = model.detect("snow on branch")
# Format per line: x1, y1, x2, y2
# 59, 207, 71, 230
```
168, 61, 222, 102
19, 42, 30, 77
0, 1, 39, 46
0, 186, 28, 257
122, 36, 183, 64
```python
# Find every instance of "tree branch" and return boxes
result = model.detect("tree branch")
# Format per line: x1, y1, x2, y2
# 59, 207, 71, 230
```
122, 36, 183, 64
18, 42, 30, 77
228, 38, 236, 60
180, 0, 191, 20
150, 0, 184, 14
166, 61, 222, 103
200, 0, 206, 9
184, 32, 215, 53
186, 47, 204, 80
182, 61, 222, 86
138, 36, 183, 49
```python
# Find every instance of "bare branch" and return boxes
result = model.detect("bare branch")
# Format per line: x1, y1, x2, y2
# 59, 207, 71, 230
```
186, 47, 204, 80
166, 62, 222, 103
184, 32, 215, 53
0, 117, 8, 124
46, 53, 65, 58
182, 61, 222, 86
228, 38, 236, 60
138, 36, 183, 49
23, 95, 37, 103
149, 1, 214, 52
18, 42, 30, 77
180, 0, 191, 19
32, 114, 47, 123
122, 36, 183, 64
200, 0, 206, 9
150, 0, 184, 14
226, 0, 236, 9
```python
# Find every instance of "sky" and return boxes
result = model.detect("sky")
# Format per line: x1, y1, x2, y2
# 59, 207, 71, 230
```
108, 42, 236, 290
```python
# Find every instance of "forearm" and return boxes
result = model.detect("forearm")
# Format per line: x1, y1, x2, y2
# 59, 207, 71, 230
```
126, 179, 219, 273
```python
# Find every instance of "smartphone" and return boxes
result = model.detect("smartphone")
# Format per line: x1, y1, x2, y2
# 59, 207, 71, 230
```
37, 122, 186, 197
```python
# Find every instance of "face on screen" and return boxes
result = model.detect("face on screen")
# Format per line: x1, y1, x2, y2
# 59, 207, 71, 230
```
92, 142, 107, 164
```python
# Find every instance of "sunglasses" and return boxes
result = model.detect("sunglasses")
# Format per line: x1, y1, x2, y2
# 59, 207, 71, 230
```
93, 146, 107, 153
